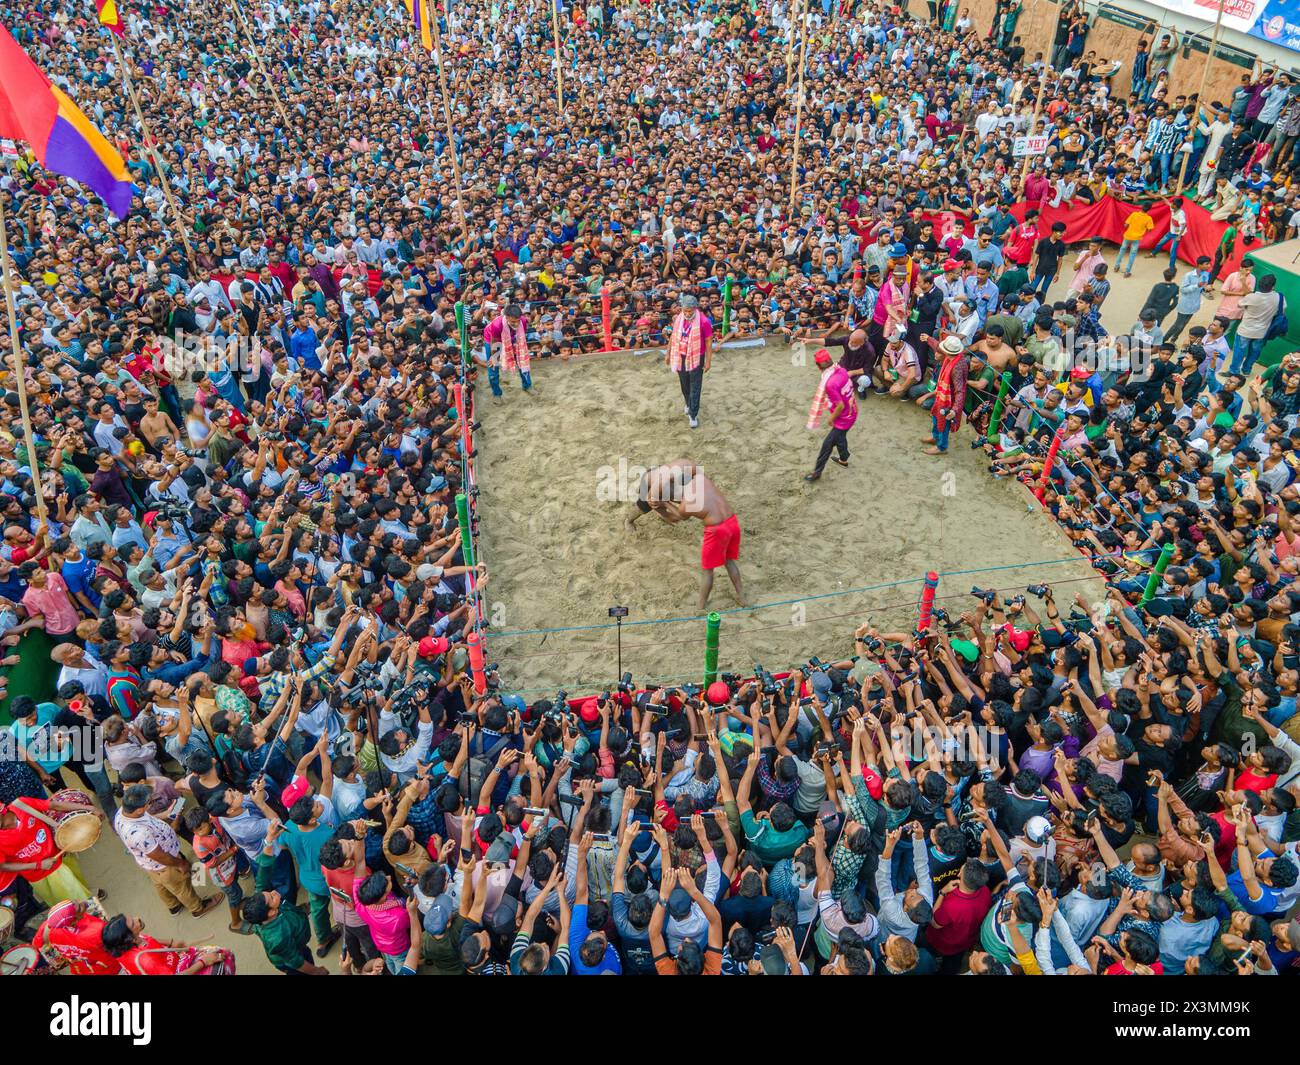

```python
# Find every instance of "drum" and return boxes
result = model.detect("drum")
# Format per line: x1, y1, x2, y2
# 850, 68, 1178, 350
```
0, 901, 13, 942
0, 945, 39, 976
49, 789, 101, 854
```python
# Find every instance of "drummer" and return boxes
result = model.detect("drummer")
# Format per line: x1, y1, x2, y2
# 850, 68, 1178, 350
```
0, 793, 106, 908
30, 899, 121, 975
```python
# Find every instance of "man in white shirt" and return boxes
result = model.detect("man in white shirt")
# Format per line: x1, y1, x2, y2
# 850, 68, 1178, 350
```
186, 270, 234, 315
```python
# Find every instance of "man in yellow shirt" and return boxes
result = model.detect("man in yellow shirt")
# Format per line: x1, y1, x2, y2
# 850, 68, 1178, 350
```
1116, 208, 1155, 278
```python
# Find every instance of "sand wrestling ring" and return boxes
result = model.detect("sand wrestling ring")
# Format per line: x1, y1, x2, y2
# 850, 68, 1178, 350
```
472, 339, 1103, 696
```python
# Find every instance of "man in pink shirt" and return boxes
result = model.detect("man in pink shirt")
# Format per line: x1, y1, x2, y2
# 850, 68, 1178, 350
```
351, 858, 412, 974
482, 304, 535, 398
20, 563, 80, 639
805, 349, 858, 482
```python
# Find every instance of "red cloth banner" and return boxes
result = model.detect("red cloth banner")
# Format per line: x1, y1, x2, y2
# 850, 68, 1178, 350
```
1008, 194, 1259, 279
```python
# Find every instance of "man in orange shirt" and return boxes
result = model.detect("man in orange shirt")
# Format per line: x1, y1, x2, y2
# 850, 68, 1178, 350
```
1116, 206, 1155, 278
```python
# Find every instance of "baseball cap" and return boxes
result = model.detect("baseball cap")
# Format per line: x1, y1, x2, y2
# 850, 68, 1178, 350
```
418, 635, 450, 658
1025, 815, 1053, 844
579, 698, 600, 724
422, 894, 455, 936
667, 887, 693, 919
705, 681, 731, 706
485, 836, 514, 864
281, 776, 311, 809
813, 348, 832, 368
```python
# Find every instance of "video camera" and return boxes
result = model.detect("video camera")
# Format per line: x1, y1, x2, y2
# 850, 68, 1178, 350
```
753, 664, 781, 695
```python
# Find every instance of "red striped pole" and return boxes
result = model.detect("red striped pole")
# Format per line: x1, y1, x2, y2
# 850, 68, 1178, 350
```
1035, 426, 1066, 503
467, 630, 487, 696
918, 572, 939, 632
601, 284, 612, 351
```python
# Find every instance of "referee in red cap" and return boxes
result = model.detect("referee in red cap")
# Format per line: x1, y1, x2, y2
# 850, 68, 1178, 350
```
804, 349, 859, 483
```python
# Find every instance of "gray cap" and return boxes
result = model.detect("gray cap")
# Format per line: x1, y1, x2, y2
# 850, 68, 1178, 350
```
422, 893, 455, 936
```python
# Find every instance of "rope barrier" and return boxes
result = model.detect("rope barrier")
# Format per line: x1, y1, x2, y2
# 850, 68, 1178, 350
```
480, 549, 1123, 642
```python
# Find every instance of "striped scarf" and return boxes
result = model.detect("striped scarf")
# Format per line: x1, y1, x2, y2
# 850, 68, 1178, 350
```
500, 316, 530, 373
667, 310, 703, 372
807, 366, 835, 430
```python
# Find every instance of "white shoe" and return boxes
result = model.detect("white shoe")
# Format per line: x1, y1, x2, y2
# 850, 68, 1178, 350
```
684, 403, 691, 415
688, 416, 699, 429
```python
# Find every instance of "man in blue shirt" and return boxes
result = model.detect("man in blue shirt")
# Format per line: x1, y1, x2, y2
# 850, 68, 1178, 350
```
289, 316, 321, 371
963, 264, 1000, 326
961, 228, 1005, 273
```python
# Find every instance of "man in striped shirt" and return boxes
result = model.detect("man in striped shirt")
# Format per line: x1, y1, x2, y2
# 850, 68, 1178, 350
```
1145, 104, 1184, 191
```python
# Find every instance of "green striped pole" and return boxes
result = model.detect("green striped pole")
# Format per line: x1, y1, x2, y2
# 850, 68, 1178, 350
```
703, 611, 721, 687
455, 492, 475, 568
455, 301, 468, 372
1139, 542, 1175, 607
987, 371, 1013, 445
722, 275, 734, 336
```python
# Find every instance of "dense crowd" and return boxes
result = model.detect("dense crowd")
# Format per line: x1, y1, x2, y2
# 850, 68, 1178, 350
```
0, 0, 1298, 978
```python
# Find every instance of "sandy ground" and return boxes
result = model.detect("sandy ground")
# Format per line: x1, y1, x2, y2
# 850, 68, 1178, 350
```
476, 338, 1107, 696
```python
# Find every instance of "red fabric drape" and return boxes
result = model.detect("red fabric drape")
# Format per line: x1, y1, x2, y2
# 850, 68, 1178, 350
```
1008, 194, 1262, 279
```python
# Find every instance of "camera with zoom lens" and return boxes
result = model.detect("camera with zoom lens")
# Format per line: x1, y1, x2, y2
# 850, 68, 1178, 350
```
616, 671, 634, 693
753, 664, 780, 695
970, 586, 997, 604
1027, 583, 1051, 599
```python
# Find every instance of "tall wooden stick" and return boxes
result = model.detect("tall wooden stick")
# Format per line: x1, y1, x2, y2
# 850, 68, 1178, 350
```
551, 0, 566, 116
1177, 0, 1225, 193
110, 35, 195, 265
1017, 68, 1047, 189
429, 10, 469, 236
788, 1, 810, 214
785, 0, 802, 91
231, 0, 298, 142
0, 198, 48, 525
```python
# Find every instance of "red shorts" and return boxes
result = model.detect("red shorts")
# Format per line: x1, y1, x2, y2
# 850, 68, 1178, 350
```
700, 514, 741, 569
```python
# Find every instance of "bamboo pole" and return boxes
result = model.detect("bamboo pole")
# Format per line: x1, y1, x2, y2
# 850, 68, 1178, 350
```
788, 1, 810, 214
785, 0, 802, 91
1016, 6, 1059, 190
231, 0, 298, 142
1017, 68, 1047, 189
429, 9, 470, 236
0, 197, 48, 525
109, 35, 195, 265
1176, 0, 1225, 193
551, 1, 566, 116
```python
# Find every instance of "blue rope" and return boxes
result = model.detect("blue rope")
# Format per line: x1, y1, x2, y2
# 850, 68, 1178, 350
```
482, 550, 1126, 641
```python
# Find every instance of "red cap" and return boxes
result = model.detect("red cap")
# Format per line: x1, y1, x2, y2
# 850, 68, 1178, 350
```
1069, 366, 1092, 381
942, 257, 960, 271
418, 636, 450, 657
813, 348, 832, 368
579, 698, 600, 724
706, 681, 732, 706
281, 777, 310, 809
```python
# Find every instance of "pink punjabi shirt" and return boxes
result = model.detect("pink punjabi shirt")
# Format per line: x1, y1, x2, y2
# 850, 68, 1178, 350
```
825, 365, 858, 430
22, 574, 80, 636
483, 314, 528, 344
